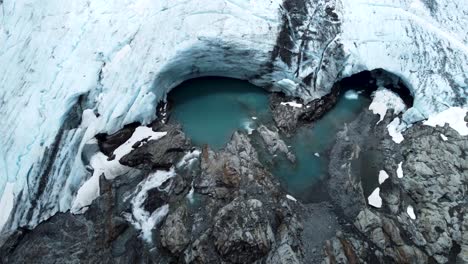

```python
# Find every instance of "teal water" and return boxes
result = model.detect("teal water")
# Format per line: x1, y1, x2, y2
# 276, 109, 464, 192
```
273, 93, 371, 201
169, 78, 371, 201
168, 77, 271, 150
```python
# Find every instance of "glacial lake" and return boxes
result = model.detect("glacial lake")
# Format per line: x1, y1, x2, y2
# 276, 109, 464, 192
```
168, 77, 372, 202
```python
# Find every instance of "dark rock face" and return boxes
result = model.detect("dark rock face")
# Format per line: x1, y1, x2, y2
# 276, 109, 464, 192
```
184, 132, 303, 263
270, 85, 340, 135
212, 198, 275, 263
120, 124, 190, 169
96, 122, 141, 156
323, 111, 468, 264
160, 205, 190, 254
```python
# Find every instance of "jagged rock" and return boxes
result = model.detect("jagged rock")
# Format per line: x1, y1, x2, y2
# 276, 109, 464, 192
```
257, 125, 295, 162
212, 198, 275, 263
96, 122, 141, 156
120, 124, 190, 169
194, 132, 278, 199
160, 205, 190, 254
270, 93, 304, 134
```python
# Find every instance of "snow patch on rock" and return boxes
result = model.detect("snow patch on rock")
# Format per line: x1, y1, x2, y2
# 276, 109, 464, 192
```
423, 107, 468, 136
126, 168, 176, 243
368, 188, 382, 208
387, 117, 405, 143
378, 170, 389, 185
286, 195, 297, 202
280, 101, 303, 108
397, 162, 404, 179
71, 127, 167, 213
407, 205, 416, 220
440, 134, 448, 141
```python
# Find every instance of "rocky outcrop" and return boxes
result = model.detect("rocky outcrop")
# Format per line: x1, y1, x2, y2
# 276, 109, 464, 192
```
324, 109, 468, 264
120, 124, 190, 170
257, 125, 295, 162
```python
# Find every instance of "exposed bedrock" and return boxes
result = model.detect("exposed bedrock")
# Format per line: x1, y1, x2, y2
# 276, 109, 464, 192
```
0, 128, 306, 263
323, 109, 468, 263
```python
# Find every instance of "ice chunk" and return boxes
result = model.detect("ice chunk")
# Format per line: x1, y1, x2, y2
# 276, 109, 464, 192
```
368, 187, 382, 208
344, 90, 359, 100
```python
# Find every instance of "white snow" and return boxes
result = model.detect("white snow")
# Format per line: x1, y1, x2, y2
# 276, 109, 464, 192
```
127, 168, 175, 243
344, 90, 359, 100
397, 162, 404, 179
407, 205, 416, 220
368, 187, 382, 208
387, 117, 405, 144
0, 182, 15, 232
423, 107, 468, 136
369, 88, 407, 124
286, 194, 297, 202
177, 150, 201, 168
71, 127, 167, 213
440, 134, 448, 141
378, 170, 389, 184
280, 101, 303, 108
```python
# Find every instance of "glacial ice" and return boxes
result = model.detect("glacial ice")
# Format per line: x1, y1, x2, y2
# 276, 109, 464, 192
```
369, 88, 407, 124
0, 0, 467, 232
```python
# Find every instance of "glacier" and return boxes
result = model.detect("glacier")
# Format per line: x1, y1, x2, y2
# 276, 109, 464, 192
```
0, 0, 467, 233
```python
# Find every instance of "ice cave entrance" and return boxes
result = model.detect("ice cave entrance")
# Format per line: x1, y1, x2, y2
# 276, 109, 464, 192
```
168, 77, 377, 202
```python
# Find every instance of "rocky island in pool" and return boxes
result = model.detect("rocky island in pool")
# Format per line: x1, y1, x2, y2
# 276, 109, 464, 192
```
0, 0, 467, 263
